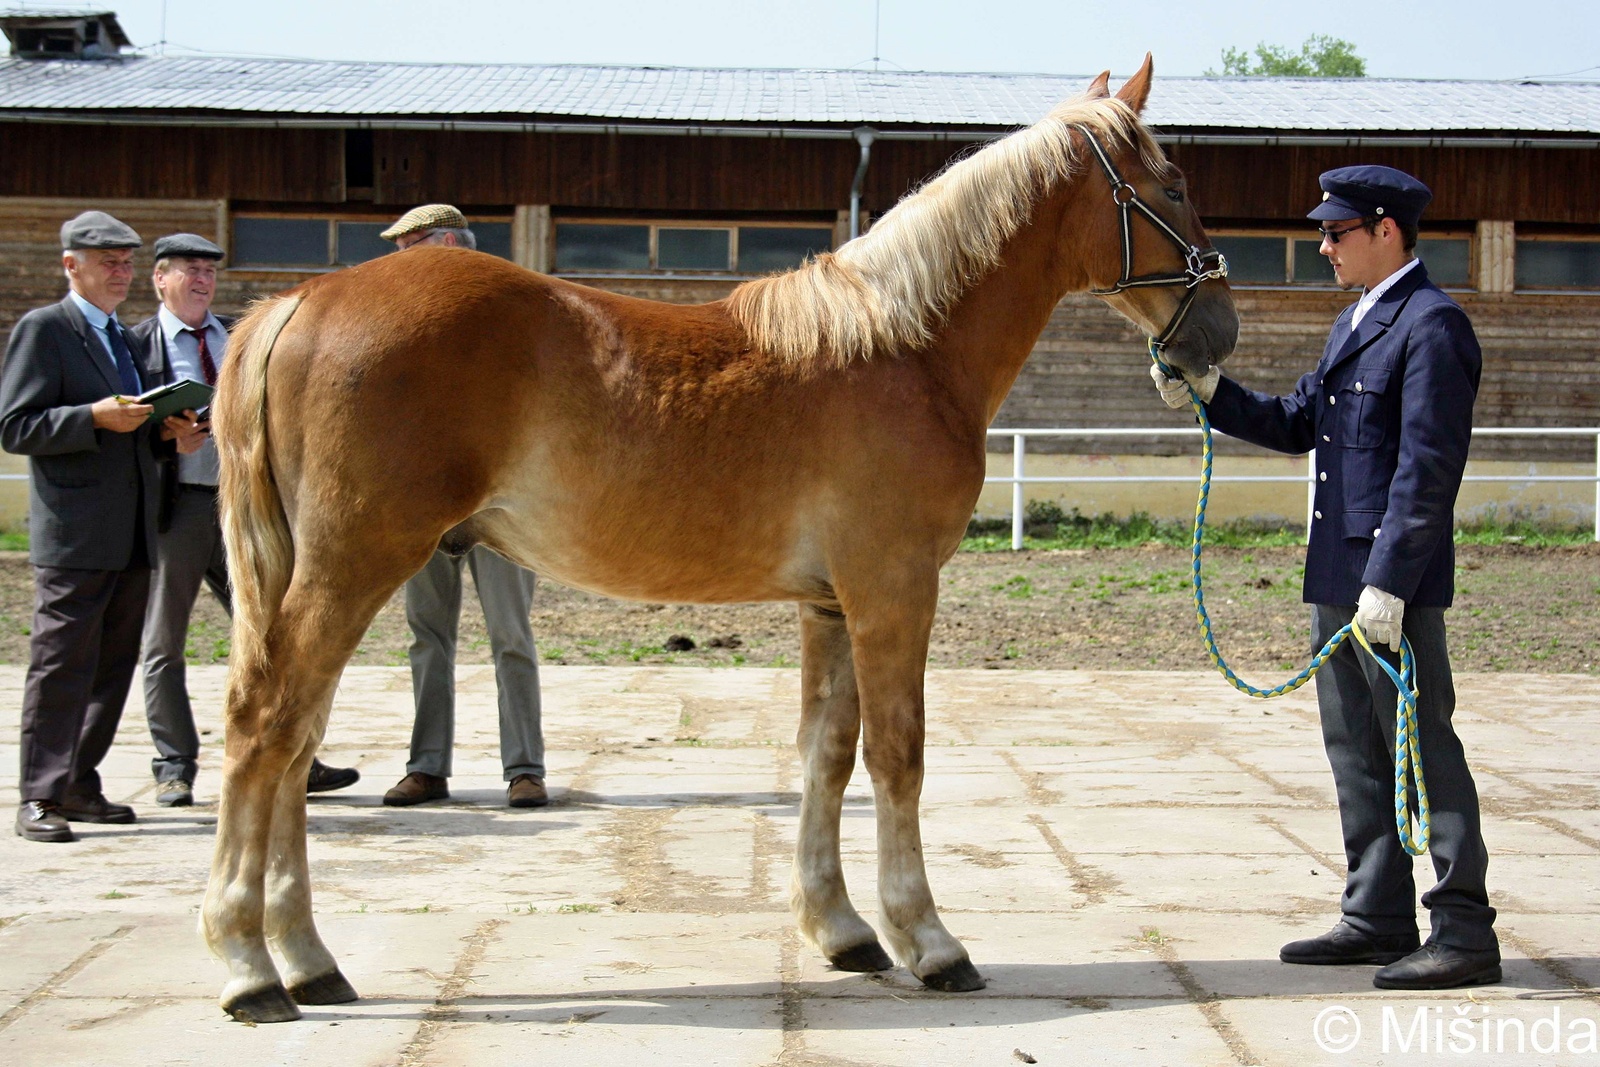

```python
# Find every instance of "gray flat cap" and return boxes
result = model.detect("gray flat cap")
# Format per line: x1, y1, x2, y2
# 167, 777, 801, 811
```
153, 233, 225, 261
60, 210, 142, 250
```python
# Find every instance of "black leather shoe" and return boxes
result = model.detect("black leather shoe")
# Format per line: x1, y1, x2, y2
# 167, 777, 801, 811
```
306, 759, 360, 794
16, 800, 75, 842
1280, 922, 1420, 965
58, 792, 136, 824
1374, 941, 1502, 990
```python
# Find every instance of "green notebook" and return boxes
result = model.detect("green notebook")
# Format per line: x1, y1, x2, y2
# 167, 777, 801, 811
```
136, 378, 214, 423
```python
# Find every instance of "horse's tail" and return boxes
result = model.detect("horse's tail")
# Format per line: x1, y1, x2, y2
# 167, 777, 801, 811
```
215, 293, 303, 677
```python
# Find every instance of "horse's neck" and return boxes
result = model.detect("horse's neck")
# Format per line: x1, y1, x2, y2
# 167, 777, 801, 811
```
937, 188, 1092, 425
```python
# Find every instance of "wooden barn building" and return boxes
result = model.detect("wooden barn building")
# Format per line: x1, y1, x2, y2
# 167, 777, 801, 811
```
1, 10, 1596, 522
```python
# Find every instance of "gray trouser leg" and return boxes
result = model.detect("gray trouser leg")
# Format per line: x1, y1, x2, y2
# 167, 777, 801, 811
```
467, 546, 542, 780
139, 488, 230, 785
405, 550, 465, 779
1312, 604, 1496, 952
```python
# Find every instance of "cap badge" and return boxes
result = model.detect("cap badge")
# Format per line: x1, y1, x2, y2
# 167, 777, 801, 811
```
1322, 191, 1330, 201
1375, 206, 1385, 215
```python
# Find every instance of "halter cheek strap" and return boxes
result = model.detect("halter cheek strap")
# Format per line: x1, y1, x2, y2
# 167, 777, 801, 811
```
1072, 125, 1229, 351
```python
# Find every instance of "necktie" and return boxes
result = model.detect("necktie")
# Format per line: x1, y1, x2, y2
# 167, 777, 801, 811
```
105, 319, 142, 395
184, 326, 218, 385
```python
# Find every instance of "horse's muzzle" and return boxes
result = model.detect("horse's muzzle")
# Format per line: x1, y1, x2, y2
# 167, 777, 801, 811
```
1159, 283, 1238, 379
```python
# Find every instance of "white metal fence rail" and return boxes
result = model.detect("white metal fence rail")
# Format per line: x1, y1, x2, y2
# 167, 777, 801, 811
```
986, 427, 1600, 549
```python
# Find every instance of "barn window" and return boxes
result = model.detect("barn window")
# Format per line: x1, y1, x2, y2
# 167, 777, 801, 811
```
658, 227, 731, 271
553, 221, 833, 275
232, 214, 515, 269
1516, 238, 1600, 289
1209, 230, 1474, 289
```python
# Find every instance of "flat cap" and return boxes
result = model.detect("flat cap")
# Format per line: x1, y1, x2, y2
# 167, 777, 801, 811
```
380, 203, 469, 241
1308, 165, 1433, 228
153, 233, 225, 261
60, 210, 142, 250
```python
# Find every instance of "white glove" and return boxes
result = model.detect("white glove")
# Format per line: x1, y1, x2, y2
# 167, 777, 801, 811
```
1148, 362, 1219, 408
1356, 585, 1405, 653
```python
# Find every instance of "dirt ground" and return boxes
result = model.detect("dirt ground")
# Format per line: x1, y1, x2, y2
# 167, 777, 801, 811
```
0, 543, 1593, 674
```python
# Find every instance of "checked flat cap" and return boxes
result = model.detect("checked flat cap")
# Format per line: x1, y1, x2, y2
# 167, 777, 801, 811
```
153, 233, 225, 260
60, 210, 142, 250
380, 203, 469, 241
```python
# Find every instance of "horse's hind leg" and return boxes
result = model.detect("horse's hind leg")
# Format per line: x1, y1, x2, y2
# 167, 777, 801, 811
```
267, 703, 357, 1006
844, 567, 984, 992
203, 565, 399, 1022
790, 603, 892, 972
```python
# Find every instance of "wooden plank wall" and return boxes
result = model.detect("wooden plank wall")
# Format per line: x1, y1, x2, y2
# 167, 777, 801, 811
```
0, 124, 1595, 227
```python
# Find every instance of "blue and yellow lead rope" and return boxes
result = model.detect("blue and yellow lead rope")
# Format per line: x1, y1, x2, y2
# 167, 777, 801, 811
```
1151, 342, 1432, 856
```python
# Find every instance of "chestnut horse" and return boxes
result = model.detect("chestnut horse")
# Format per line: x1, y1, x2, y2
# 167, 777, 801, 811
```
204, 57, 1237, 1021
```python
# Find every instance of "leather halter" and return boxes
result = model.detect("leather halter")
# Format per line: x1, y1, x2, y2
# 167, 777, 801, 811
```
1072, 124, 1228, 353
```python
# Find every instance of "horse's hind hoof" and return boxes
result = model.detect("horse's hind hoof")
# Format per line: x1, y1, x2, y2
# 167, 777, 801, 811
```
288, 969, 359, 1005
920, 958, 986, 992
223, 983, 303, 1023
829, 940, 894, 972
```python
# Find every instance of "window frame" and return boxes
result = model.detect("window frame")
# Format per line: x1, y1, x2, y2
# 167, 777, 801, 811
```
1512, 232, 1600, 293
229, 211, 515, 272
1206, 227, 1477, 291
552, 217, 835, 278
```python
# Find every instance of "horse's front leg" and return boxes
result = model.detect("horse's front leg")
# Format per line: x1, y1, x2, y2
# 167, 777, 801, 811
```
844, 569, 984, 992
791, 602, 893, 972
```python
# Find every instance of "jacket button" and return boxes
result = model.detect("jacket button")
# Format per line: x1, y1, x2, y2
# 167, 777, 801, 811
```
1328, 396, 1336, 406
1355, 382, 1364, 393
1314, 510, 1323, 519
1322, 434, 1330, 442
1319, 472, 1327, 482
1373, 527, 1382, 537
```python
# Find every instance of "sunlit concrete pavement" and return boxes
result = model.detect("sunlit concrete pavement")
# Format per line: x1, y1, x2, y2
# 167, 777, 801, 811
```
2, 664, 1598, 1066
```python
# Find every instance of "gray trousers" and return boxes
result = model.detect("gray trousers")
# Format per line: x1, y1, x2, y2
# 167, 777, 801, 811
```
404, 546, 542, 781
1312, 603, 1496, 952
140, 486, 230, 784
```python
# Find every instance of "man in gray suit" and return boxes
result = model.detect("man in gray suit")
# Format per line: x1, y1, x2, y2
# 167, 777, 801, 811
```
129, 233, 361, 808
377, 204, 548, 810
1, 211, 206, 842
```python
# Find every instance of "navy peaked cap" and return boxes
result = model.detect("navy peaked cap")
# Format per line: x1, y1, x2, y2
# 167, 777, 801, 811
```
60, 210, 142, 250
153, 233, 225, 261
1307, 165, 1433, 227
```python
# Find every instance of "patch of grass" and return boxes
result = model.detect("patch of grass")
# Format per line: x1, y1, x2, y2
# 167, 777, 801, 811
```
964, 509, 1304, 551
992, 575, 1035, 599
1454, 513, 1592, 546
557, 903, 601, 914
100, 889, 131, 900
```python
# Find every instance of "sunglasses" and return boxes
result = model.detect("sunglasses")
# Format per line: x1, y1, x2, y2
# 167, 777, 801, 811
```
1318, 222, 1368, 244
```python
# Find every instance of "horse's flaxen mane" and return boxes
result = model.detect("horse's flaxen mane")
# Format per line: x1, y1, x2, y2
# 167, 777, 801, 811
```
727, 94, 1169, 368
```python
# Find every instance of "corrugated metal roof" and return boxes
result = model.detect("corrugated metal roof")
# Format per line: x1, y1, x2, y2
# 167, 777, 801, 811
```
0, 55, 1597, 133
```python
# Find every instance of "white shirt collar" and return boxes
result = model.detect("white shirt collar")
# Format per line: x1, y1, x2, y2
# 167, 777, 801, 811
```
1351, 258, 1422, 328
157, 304, 221, 342
67, 289, 117, 331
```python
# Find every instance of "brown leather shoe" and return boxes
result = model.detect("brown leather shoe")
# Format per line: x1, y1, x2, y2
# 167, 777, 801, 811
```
507, 774, 549, 808
16, 800, 75, 842
58, 792, 136, 824
383, 772, 449, 807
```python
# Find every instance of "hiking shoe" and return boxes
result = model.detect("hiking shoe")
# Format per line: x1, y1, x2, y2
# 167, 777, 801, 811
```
383, 772, 449, 806
507, 774, 549, 809
157, 779, 194, 807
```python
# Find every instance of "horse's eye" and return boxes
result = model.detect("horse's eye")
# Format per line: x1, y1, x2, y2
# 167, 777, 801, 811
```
1164, 188, 1184, 203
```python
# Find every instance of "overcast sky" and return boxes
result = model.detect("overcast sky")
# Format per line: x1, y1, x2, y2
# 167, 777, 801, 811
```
41, 0, 1600, 81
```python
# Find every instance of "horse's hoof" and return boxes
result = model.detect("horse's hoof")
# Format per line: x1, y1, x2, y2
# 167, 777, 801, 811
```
288, 969, 359, 1005
920, 958, 986, 992
222, 983, 303, 1023
829, 940, 894, 972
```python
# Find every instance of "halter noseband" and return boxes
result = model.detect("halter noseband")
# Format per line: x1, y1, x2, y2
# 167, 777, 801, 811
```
1072, 124, 1228, 353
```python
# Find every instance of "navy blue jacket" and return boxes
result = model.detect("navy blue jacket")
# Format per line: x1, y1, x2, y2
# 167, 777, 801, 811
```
1204, 264, 1480, 607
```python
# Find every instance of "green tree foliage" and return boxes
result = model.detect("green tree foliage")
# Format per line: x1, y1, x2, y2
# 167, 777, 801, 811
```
1207, 34, 1367, 77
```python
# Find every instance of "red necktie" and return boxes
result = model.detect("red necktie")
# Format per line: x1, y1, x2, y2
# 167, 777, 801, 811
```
185, 326, 218, 385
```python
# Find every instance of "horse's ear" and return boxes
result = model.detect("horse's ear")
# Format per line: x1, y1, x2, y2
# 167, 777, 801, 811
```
1115, 53, 1155, 113
1086, 70, 1111, 98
